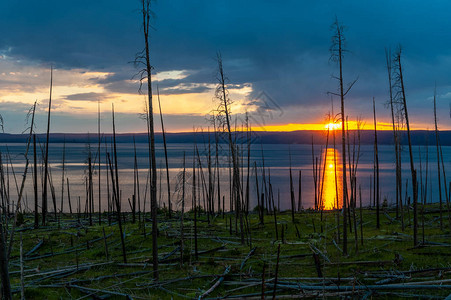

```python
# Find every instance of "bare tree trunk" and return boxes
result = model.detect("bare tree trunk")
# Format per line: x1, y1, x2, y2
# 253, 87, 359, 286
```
216, 53, 244, 244
298, 170, 302, 211
330, 19, 356, 255
373, 98, 380, 229
88, 155, 93, 226
438, 136, 450, 229
359, 185, 363, 246
192, 147, 198, 260
311, 137, 318, 211
42, 67, 53, 225
111, 105, 127, 263
208, 128, 213, 218
331, 98, 340, 241
157, 87, 171, 218
395, 48, 418, 245
180, 152, 185, 265
0, 222, 11, 300
140, 0, 158, 279
433, 88, 443, 230
8, 102, 36, 258
289, 147, 295, 223
214, 117, 221, 215
33, 134, 39, 228
386, 49, 401, 220
67, 178, 72, 214
133, 137, 137, 224
60, 137, 66, 220
246, 115, 251, 217
98, 100, 102, 225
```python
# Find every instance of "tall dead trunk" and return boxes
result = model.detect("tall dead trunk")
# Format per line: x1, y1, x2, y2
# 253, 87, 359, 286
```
0, 222, 11, 299
33, 134, 38, 228
386, 49, 401, 221
60, 137, 65, 219
214, 116, 221, 215
67, 178, 72, 214
98, 100, 102, 225
336, 24, 348, 255
157, 86, 171, 218
140, 0, 158, 279
215, 53, 244, 244
246, 115, 251, 217
180, 152, 185, 265
395, 48, 418, 245
433, 88, 443, 230
192, 146, 198, 260
111, 105, 127, 263
8, 101, 36, 258
373, 97, 380, 229
42, 67, 53, 225
88, 155, 93, 226
289, 147, 295, 223
298, 170, 302, 211
311, 137, 318, 211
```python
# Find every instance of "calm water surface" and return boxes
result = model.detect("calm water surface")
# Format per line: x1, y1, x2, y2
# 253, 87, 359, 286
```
0, 142, 449, 212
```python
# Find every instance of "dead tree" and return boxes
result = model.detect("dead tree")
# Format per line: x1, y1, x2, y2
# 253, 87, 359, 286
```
435, 88, 451, 230
157, 86, 171, 218
192, 148, 198, 260
0, 222, 11, 299
42, 67, 53, 225
136, 0, 159, 279
289, 147, 295, 223
111, 105, 127, 263
393, 47, 418, 245
329, 18, 357, 255
386, 48, 404, 229
180, 152, 186, 265
433, 87, 444, 229
373, 98, 380, 229
33, 134, 38, 228
98, 100, 102, 225
60, 137, 66, 224
215, 52, 244, 244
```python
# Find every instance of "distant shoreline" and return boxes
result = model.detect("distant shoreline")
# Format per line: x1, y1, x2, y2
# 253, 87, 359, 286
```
0, 130, 449, 146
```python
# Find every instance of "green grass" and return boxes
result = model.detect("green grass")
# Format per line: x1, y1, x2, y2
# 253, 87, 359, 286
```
7, 204, 451, 299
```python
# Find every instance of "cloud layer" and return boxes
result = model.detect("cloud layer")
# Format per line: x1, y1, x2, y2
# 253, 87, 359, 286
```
0, 0, 450, 132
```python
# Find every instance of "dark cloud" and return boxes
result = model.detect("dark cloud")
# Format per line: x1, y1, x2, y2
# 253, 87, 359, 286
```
159, 85, 212, 95
64, 92, 112, 102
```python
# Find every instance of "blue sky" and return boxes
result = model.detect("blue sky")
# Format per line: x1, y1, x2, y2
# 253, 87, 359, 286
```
0, 0, 450, 133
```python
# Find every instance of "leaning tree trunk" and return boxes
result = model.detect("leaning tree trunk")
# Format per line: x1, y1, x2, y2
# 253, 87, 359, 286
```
396, 49, 418, 246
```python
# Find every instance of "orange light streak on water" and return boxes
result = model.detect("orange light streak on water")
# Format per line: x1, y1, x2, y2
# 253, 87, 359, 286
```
320, 148, 342, 210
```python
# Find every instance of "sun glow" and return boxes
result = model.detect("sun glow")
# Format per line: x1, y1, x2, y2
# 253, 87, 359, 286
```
324, 122, 341, 130
251, 120, 403, 132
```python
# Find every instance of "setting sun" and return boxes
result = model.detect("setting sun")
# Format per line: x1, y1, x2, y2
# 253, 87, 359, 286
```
325, 122, 341, 130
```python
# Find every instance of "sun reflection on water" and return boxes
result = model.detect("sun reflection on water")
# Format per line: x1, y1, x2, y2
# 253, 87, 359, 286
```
320, 148, 342, 210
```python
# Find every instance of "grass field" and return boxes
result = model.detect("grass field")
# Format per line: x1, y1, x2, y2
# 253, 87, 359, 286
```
8, 203, 451, 299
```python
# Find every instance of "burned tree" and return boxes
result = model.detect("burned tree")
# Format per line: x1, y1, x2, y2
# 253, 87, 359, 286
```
214, 52, 245, 244
385, 48, 404, 229
329, 19, 357, 255
135, 0, 159, 279
42, 67, 53, 225
393, 47, 418, 245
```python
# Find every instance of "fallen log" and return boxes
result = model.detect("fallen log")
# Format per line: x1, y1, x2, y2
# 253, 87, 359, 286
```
198, 265, 231, 299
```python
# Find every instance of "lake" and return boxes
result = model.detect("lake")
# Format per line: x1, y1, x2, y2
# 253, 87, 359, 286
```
0, 142, 449, 213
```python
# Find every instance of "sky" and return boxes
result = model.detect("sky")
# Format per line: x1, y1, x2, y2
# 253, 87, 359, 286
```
0, 0, 450, 133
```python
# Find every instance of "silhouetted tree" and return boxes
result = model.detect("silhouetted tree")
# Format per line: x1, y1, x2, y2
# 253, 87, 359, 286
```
329, 18, 357, 255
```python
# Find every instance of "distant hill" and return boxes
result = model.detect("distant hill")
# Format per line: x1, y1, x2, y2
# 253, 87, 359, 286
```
0, 130, 449, 146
